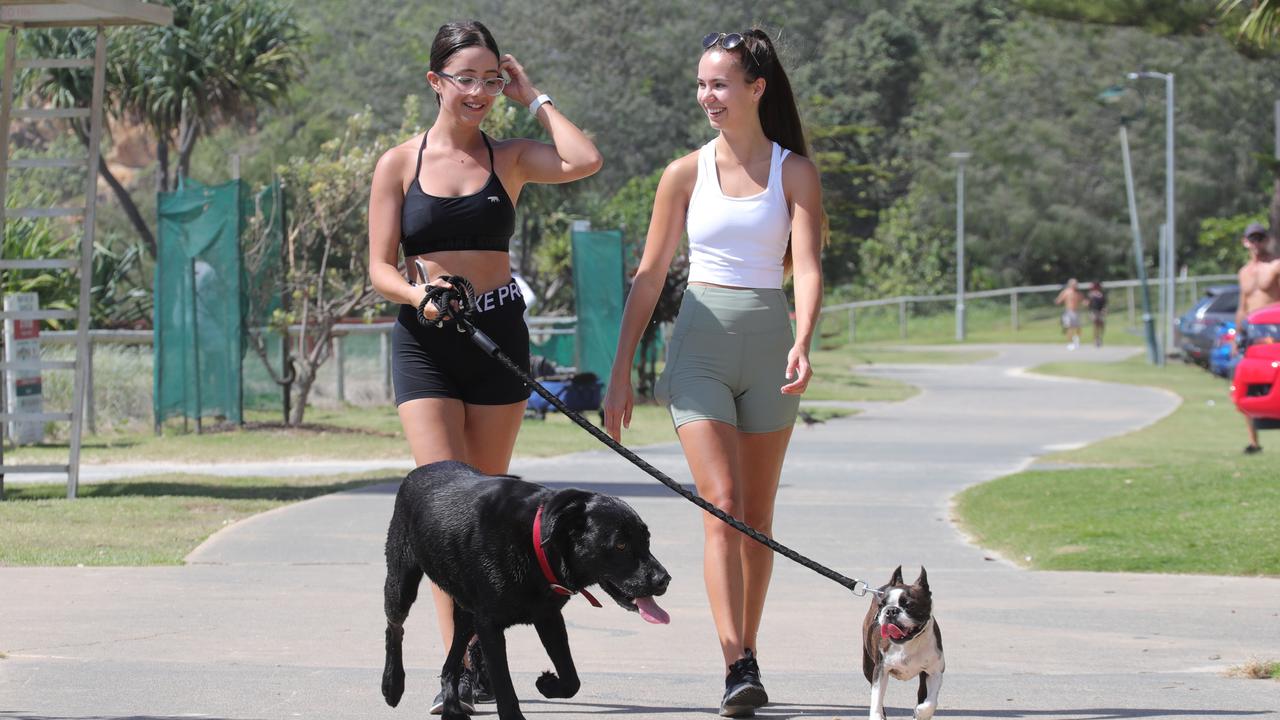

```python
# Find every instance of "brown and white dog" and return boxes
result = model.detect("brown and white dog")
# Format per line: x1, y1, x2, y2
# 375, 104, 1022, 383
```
861, 566, 944, 720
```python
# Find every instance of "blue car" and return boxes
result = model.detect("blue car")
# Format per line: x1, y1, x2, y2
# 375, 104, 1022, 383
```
1175, 285, 1239, 366
1208, 321, 1241, 378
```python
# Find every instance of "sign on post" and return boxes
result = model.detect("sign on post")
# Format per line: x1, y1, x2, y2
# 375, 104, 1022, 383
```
3, 293, 45, 445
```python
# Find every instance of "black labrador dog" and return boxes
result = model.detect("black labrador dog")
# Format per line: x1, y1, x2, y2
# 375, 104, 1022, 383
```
382, 460, 671, 720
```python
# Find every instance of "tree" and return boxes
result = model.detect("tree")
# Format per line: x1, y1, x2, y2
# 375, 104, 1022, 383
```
1016, 0, 1221, 35
477, 98, 580, 313
27, 0, 305, 259
874, 4, 1280, 291
1019, 0, 1280, 45
1017, 1, 1280, 237
1191, 211, 1268, 273
1, 179, 76, 323
794, 9, 924, 284
1220, 0, 1280, 46
242, 107, 386, 426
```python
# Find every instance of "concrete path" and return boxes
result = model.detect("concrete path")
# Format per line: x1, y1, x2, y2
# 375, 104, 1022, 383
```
3, 344, 1277, 720
3, 458, 416, 485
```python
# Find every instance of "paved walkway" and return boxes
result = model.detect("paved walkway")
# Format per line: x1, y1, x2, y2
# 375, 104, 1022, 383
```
4, 458, 416, 485
3, 345, 1277, 720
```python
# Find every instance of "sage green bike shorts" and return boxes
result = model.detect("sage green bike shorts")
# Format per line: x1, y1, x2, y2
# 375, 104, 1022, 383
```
655, 285, 800, 433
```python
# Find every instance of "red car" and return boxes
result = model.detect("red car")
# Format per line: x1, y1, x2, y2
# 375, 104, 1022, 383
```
1231, 304, 1280, 430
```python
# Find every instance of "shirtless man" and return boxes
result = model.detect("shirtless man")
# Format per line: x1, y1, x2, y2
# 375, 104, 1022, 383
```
1055, 278, 1084, 350
1234, 222, 1280, 454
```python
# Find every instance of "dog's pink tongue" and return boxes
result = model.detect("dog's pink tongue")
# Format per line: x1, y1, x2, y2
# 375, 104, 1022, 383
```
881, 624, 905, 640
634, 596, 670, 625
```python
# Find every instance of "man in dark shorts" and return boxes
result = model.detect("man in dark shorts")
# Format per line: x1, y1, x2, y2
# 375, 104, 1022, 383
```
1087, 281, 1107, 347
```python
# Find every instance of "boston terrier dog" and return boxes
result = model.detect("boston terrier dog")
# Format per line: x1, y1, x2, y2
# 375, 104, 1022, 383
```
861, 566, 944, 720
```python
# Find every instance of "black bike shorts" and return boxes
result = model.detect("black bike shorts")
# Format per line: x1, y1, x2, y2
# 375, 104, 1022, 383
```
392, 280, 531, 406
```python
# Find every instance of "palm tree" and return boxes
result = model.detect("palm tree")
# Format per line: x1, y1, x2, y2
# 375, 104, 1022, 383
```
1220, 0, 1280, 46
23, 0, 305, 258
1019, 1, 1280, 233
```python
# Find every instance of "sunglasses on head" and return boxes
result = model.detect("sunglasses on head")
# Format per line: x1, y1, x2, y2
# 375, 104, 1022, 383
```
702, 32, 746, 50
702, 31, 765, 74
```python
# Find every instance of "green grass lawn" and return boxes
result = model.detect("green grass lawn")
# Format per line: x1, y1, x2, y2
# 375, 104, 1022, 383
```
5, 404, 685, 465
805, 352, 918, 402
955, 355, 1279, 576
0, 471, 397, 565
819, 298, 1146, 348
802, 342, 995, 402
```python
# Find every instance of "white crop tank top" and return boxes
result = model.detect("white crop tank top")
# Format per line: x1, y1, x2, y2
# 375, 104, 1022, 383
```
686, 139, 792, 289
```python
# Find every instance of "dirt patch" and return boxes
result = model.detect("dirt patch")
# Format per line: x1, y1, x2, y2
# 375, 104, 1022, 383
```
1053, 544, 1089, 555
1225, 659, 1280, 680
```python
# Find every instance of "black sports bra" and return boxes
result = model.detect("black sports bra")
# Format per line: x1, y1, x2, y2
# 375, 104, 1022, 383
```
400, 132, 516, 256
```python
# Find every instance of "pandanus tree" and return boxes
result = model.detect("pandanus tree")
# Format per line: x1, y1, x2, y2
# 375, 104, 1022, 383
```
24, 0, 305, 259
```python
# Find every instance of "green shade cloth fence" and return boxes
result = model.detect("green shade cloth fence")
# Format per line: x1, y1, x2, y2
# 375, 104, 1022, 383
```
154, 178, 282, 427
571, 229, 624, 381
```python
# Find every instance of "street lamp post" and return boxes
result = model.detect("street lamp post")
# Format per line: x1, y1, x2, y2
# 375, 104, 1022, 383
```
1128, 70, 1175, 360
950, 152, 970, 342
1119, 121, 1162, 365
1098, 83, 1161, 364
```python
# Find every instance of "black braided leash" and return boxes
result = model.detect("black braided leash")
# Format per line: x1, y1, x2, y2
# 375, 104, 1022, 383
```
417, 275, 479, 329
417, 277, 881, 600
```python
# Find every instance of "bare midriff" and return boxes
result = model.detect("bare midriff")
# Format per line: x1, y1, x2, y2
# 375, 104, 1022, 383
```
689, 280, 752, 290
409, 250, 512, 294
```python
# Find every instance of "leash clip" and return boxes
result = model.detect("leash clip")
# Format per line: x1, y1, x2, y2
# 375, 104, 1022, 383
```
851, 580, 882, 599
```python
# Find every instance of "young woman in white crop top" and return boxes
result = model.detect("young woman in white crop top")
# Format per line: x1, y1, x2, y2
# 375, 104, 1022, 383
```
603, 28, 824, 718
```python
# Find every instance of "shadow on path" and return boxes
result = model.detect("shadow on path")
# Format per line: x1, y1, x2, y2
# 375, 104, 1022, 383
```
352, 479, 697, 498
937, 709, 1273, 720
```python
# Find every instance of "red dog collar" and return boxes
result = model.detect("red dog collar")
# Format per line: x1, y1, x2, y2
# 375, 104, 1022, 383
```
533, 505, 601, 607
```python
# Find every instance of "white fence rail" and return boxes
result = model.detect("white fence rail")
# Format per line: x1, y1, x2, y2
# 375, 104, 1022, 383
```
820, 274, 1235, 343
19, 274, 1236, 430
32, 317, 579, 430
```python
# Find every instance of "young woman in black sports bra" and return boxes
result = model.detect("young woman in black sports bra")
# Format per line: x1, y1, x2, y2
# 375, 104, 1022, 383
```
368, 20, 602, 714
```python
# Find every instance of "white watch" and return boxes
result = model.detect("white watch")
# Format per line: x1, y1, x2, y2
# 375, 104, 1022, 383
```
528, 94, 553, 116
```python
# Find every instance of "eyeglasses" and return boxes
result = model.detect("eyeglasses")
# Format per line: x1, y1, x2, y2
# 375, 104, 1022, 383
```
437, 71, 506, 97
701, 32, 763, 73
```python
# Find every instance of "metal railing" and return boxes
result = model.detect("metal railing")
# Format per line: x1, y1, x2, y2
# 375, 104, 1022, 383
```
31, 317, 579, 429
283, 316, 575, 405
16, 274, 1238, 432
821, 274, 1235, 343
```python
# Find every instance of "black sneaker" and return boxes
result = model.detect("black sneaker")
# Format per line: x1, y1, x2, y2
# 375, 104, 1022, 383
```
1244, 444, 1263, 455
719, 649, 768, 717
429, 676, 475, 716
466, 639, 495, 704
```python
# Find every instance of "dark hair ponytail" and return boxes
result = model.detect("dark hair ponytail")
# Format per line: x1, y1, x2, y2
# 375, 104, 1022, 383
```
429, 20, 501, 104
738, 29, 808, 159
716, 29, 826, 271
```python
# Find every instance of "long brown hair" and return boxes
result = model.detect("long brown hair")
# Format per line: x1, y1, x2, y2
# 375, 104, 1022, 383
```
709, 28, 827, 272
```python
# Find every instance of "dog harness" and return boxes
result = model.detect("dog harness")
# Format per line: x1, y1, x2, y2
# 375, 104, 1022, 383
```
533, 505, 602, 607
